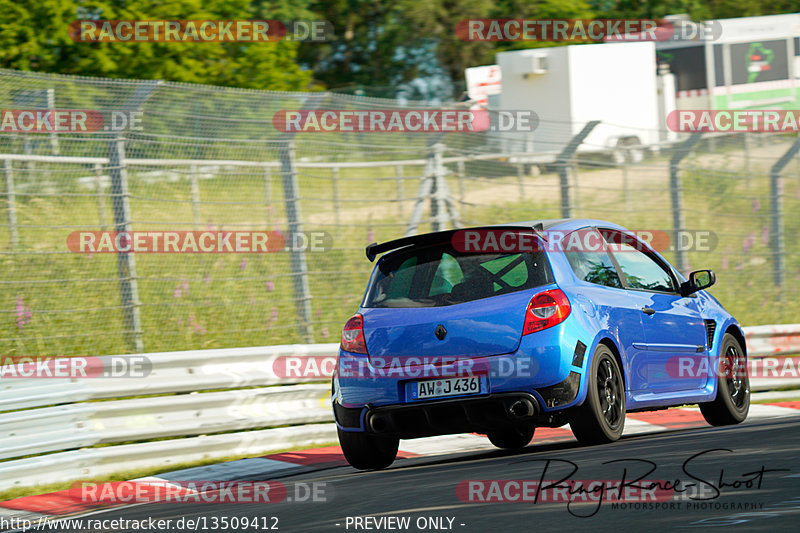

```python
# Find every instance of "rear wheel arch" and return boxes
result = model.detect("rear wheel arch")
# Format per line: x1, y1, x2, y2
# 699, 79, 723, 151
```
598, 337, 627, 394
570, 342, 626, 444
576, 336, 626, 407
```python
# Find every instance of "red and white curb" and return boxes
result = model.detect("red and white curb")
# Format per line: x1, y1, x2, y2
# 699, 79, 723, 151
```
2, 401, 800, 522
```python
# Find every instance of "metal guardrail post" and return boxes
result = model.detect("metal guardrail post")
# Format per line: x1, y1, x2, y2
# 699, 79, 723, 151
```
436, 145, 461, 230
190, 164, 201, 229
405, 170, 434, 236
263, 166, 272, 228
621, 148, 631, 214
669, 132, 702, 275
332, 167, 340, 234
556, 121, 600, 218
431, 143, 447, 232
109, 137, 144, 353
273, 94, 327, 343
743, 133, 752, 189
280, 141, 314, 343
395, 164, 405, 217
406, 143, 460, 235
456, 160, 466, 204
93, 163, 108, 230
768, 138, 800, 289
516, 163, 525, 200
406, 143, 440, 236
47, 88, 59, 155
3, 159, 19, 250
108, 80, 161, 353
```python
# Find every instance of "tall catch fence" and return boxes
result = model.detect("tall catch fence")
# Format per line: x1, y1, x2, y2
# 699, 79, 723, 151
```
1, 69, 799, 357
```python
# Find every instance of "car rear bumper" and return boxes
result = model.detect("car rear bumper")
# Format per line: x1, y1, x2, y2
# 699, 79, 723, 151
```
332, 317, 592, 437
334, 371, 581, 438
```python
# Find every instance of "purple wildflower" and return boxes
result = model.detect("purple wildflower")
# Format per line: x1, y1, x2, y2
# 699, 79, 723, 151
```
189, 313, 206, 335
15, 296, 31, 328
742, 233, 756, 254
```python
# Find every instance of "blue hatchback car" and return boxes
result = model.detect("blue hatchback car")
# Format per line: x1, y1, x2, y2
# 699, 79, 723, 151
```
332, 219, 750, 470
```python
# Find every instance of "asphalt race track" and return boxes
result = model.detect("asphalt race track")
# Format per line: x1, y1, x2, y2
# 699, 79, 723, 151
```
43, 415, 800, 533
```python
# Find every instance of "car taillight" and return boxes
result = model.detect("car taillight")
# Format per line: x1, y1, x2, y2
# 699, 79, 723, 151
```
523, 289, 571, 335
341, 314, 368, 354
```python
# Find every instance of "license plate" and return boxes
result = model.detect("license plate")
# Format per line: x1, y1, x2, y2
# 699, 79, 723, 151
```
411, 376, 481, 400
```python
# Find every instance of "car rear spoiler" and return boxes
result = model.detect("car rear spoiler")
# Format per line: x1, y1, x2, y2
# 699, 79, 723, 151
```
365, 223, 546, 262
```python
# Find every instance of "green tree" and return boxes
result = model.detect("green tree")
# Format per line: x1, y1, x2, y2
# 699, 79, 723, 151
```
394, 0, 596, 97
396, 0, 495, 97
296, 0, 413, 93
0, 0, 313, 90
489, 0, 596, 54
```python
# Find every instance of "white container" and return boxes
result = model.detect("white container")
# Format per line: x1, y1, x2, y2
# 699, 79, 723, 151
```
496, 41, 661, 156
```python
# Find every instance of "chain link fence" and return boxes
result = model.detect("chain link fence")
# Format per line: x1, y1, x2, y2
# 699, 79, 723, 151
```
1, 69, 799, 357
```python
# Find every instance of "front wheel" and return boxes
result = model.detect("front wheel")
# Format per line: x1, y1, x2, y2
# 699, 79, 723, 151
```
570, 345, 626, 444
337, 427, 399, 470
699, 333, 750, 426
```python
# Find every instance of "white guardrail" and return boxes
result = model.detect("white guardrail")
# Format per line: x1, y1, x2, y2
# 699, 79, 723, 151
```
1, 325, 799, 491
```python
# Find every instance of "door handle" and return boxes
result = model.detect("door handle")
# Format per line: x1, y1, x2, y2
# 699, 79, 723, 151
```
642, 307, 656, 315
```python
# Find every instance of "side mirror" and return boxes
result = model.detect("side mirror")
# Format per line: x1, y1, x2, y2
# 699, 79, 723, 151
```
680, 269, 716, 297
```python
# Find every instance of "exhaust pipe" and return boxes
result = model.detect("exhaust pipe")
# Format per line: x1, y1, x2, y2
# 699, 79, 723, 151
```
508, 398, 535, 418
368, 414, 389, 433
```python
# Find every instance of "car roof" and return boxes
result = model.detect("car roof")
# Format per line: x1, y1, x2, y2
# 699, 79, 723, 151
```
365, 218, 629, 261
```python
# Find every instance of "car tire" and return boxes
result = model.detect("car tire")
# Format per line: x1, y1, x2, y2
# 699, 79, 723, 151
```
700, 333, 750, 426
570, 345, 626, 444
337, 427, 399, 470
487, 424, 535, 449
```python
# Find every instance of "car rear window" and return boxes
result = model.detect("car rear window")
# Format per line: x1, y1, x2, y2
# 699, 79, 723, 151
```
364, 245, 553, 308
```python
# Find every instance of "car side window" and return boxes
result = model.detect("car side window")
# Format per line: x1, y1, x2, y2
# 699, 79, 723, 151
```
602, 232, 676, 293
562, 229, 622, 288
